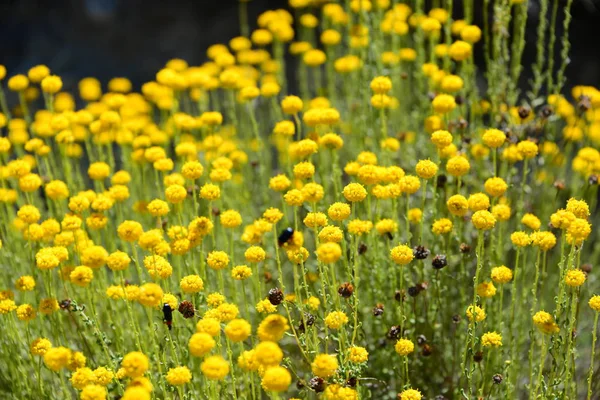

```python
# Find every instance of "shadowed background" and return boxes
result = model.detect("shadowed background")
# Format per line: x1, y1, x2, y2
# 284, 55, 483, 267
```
1, 0, 600, 96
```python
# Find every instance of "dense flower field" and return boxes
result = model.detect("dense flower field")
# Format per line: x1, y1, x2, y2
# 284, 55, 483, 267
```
0, 0, 598, 399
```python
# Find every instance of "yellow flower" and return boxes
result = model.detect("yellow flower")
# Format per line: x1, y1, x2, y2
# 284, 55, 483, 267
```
166, 366, 192, 386
394, 338, 414, 356
390, 244, 414, 265
481, 331, 502, 347
201, 356, 229, 380
565, 269, 586, 287
348, 346, 369, 363
324, 311, 349, 329
311, 354, 338, 378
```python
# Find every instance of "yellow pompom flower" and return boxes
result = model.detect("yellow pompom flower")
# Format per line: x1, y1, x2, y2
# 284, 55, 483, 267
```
490, 266, 513, 284
311, 354, 338, 378
565, 269, 586, 287
261, 366, 292, 392
394, 338, 415, 356
201, 356, 229, 380
472, 210, 496, 230
532, 311, 559, 334
481, 331, 502, 347
166, 366, 192, 386
390, 244, 414, 265
324, 311, 349, 329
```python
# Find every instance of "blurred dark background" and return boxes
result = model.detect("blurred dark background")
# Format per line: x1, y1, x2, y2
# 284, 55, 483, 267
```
1, 0, 600, 96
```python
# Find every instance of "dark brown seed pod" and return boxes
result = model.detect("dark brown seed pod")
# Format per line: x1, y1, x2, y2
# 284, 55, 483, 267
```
582, 263, 592, 274
264, 271, 272, 283
59, 299, 72, 310
211, 207, 220, 217
460, 243, 471, 253
421, 344, 432, 356
387, 325, 402, 340
395, 289, 406, 301
407, 286, 420, 297
493, 374, 503, 384
372, 303, 384, 316
455, 95, 465, 105
416, 334, 427, 346
308, 377, 325, 393
540, 105, 553, 118
473, 351, 484, 363
358, 243, 368, 255
452, 314, 461, 323
346, 377, 358, 387
588, 175, 598, 185
553, 180, 566, 190
436, 174, 447, 189
518, 105, 531, 119
338, 282, 354, 298
178, 301, 196, 319
578, 95, 591, 112
268, 288, 284, 305
432, 254, 447, 269
413, 245, 430, 260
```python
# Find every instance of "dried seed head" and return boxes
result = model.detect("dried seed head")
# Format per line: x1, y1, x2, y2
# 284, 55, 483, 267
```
588, 175, 598, 185
518, 105, 530, 119
338, 282, 355, 298
452, 314, 461, 323
455, 95, 465, 105
422, 344, 432, 356
436, 174, 447, 188
346, 377, 357, 387
59, 299, 72, 310
395, 289, 406, 301
407, 286, 420, 297
264, 271, 272, 283
387, 325, 402, 340
178, 300, 196, 318
578, 95, 591, 112
582, 263, 592, 274
493, 374, 503, 384
413, 245, 430, 260
473, 351, 484, 363
372, 303, 384, 316
460, 243, 471, 253
358, 243, 368, 255
268, 288, 284, 305
211, 207, 220, 217
432, 254, 447, 269
553, 180, 566, 190
416, 334, 427, 346
540, 105, 553, 118
308, 377, 325, 393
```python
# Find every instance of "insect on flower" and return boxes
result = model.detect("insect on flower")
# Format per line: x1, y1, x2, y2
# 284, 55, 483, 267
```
162, 303, 173, 330
277, 227, 294, 246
